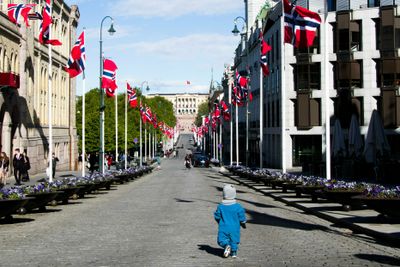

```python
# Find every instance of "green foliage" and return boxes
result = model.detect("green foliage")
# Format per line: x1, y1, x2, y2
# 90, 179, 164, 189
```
76, 88, 176, 154
194, 102, 209, 126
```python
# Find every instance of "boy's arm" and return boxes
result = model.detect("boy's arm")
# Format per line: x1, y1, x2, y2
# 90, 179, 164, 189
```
214, 205, 221, 223
238, 205, 247, 226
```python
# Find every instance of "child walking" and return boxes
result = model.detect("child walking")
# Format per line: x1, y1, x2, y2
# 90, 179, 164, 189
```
214, 184, 246, 258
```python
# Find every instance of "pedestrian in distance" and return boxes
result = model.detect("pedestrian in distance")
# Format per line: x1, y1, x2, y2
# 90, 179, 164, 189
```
51, 153, 59, 179
214, 184, 246, 258
21, 150, 30, 182
12, 148, 25, 185
0, 152, 10, 187
184, 155, 191, 169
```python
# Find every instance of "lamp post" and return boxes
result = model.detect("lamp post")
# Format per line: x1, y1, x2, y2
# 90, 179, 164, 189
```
232, 16, 248, 167
99, 16, 116, 174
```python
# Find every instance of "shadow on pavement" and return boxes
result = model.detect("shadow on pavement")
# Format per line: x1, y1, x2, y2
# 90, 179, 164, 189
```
236, 198, 275, 209
204, 175, 222, 180
354, 254, 400, 266
246, 209, 329, 231
0, 217, 35, 225
26, 208, 62, 214
174, 198, 194, 203
197, 244, 223, 258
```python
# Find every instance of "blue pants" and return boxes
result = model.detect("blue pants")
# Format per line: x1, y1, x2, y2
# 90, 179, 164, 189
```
217, 232, 239, 252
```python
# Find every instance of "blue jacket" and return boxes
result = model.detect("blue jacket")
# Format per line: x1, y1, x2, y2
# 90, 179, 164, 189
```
214, 202, 246, 243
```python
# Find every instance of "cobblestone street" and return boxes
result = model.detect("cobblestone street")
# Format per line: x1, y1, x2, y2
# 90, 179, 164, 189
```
0, 157, 399, 266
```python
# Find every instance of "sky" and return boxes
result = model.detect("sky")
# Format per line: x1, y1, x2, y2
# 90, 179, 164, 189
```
65, 0, 244, 95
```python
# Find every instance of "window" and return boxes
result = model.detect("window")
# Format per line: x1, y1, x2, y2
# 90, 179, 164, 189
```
328, 0, 336, 12
294, 63, 321, 91
335, 61, 362, 89
368, 0, 380, 8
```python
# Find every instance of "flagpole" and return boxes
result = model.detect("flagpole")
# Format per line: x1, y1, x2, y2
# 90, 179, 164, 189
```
125, 86, 128, 169
281, 0, 287, 174
82, 72, 86, 177
260, 63, 263, 169
139, 99, 142, 167
115, 93, 118, 163
229, 82, 233, 166
324, 1, 331, 180
235, 102, 239, 166
145, 125, 147, 162
48, 0, 53, 182
219, 119, 222, 164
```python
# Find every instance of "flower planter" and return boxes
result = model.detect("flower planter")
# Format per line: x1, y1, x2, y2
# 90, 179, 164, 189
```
55, 187, 80, 204
269, 179, 285, 189
295, 185, 325, 202
352, 196, 400, 219
260, 177, 276, 186
76, 184, 96, 197
282, 182, 303, 193
0, 198, 31, 220
23, 192, 60, 213
323, 189, 365, 211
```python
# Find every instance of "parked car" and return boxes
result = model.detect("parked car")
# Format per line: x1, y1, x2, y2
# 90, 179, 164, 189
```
193, 154, 210, 168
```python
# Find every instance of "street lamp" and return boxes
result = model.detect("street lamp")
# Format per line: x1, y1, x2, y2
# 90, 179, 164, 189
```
231, 16, 249, 167
99, 16, 116, 174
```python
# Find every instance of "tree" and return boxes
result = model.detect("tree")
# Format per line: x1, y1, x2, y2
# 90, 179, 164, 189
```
76, 88, 176, 155
194, 102, 209, 126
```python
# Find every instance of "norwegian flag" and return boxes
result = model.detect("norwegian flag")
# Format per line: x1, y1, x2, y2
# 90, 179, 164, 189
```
220, 100, 230, 121
204, 116, 210, 126
284, 0, 321, 48
8, 4, 35, 27
259, 31, 272, 76
144, 106, 153, 123
65, 31, 85, 78
139, 104, 147, 123
102, 59, 118, 97
39, 0, 62, 46
213, 104, 221, 120
235, 70, 252, 104
127, 83, 138, 108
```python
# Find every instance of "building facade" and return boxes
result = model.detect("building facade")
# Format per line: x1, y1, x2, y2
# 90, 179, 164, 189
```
223, 0, 400, 178
0, 0, 79, 174
147, 93, 208, 133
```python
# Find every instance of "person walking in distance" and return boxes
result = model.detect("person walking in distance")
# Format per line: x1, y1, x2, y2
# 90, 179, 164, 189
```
12, 148, 25, 185
214, 184, 246, 258
22, 150, 30, 182
0, 152, 10, 187
51, 153, 59, 179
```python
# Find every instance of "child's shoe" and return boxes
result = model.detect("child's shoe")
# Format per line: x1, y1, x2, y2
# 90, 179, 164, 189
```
223, 245, 231, 258
231, 251, 237, 258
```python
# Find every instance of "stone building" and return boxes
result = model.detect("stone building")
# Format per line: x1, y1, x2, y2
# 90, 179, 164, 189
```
0, 0, 79, 175
223, 0, 400, 180
147, 93, 208, 133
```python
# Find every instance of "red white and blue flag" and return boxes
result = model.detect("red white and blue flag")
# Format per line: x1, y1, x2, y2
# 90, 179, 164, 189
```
102, 58, 118, 97
65, 31, 85, 78
39, 0, 62, 46
259, 31, 272, 76
220, 100, 230, 121
144, 106, 153, 123
127, 83, 138, 108
284, 0, 321, 48
27, 11, 43, 21
8, 4, 35, 27
235, 70, 252, 104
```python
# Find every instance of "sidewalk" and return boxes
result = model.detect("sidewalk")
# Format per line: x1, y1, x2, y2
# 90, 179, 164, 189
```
2, 169, 83, 188
213, 167, 400, 246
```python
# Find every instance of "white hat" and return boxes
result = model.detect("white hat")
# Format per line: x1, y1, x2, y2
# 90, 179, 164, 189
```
223, 184, 236, 200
